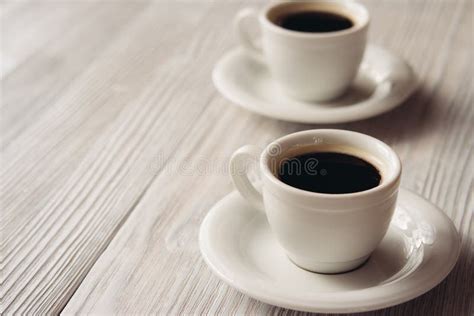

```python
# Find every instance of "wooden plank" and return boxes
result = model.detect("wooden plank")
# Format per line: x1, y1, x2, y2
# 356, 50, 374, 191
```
1, 1, 151, 258
0, 1, 93, 78
63, 0, 473, 315
1, 1, 231, 313
1, 2, 146, 147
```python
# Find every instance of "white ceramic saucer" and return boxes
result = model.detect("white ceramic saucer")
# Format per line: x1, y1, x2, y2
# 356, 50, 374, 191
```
213, 45, 417, 124
199, 188, 460, 313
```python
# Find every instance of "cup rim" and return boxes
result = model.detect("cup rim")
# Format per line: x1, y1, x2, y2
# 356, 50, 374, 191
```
260, 0, 370, 39
260, 129, 401, 200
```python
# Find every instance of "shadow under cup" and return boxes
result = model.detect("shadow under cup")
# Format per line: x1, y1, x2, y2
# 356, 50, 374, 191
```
259, 130, 401, 273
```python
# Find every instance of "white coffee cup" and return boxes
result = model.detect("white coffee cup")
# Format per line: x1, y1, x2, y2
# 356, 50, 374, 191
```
234, 1, 369, 101
229, 129, 401, 273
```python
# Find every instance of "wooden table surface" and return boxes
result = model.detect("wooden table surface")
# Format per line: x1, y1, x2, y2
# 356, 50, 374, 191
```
1, 0, 473, 315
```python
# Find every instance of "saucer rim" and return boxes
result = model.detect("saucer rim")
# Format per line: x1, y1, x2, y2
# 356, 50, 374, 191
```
199, 188, 460, 313
212, 45, 418, 124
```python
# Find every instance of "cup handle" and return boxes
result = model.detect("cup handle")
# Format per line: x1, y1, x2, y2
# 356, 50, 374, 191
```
229, 145, 265, 212
234, 8, 263, 57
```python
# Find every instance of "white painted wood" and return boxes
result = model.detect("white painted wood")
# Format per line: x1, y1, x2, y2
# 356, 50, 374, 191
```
1, 0, 472, 315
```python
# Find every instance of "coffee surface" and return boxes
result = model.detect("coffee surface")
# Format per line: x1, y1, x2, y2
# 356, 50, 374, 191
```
276, 11, 353, 33
278, 152, 381, 194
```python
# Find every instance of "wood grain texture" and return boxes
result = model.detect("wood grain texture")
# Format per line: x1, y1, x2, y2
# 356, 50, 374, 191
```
1, 0, 473, 315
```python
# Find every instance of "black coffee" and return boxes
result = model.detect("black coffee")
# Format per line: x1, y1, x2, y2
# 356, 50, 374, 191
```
276, 11, 353, 33
278, 152, 381, 194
